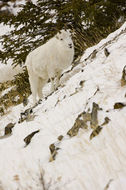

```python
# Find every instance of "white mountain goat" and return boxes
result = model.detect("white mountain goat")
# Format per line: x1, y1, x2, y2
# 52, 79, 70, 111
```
25, 29, 74, 104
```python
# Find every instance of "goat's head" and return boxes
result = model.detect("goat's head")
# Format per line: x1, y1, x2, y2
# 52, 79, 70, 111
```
56, 29, 74, 50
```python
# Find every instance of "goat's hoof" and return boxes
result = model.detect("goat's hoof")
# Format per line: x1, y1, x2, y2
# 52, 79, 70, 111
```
55, 87, 58, 91
38, 99, 42, 104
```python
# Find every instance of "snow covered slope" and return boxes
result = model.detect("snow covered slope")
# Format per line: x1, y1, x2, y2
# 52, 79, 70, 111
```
0, 22, 126, 190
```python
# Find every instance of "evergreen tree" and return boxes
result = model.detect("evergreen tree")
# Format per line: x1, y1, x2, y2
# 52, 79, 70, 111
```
0, 0, 126, 66
0, 0, 14, 24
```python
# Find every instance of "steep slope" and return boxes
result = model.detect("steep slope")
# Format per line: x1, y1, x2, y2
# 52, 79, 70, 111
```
0, 22, 126, 190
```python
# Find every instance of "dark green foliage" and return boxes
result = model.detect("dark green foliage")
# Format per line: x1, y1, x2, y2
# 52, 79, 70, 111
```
0, 68, 30, 111
13, 67, 31, 96
0, 0, 15, 24
0, 0, 126, 67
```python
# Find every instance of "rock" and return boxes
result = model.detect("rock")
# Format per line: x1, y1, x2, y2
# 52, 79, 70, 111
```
91, 49, 97, 59
90, 126, 102, 140
84, 49, 97, 61
49, 144, 56, 154
24, 130, 40, 147
121, 65, 126, 86
79, 80, 85, 88
90, 102, 99, 129
104, 48, 110, 57
114, 102, 126, 109
49, 143, 60, 162
18, 108, 33, 123
67, 114, 88, 137
81, 112, 91, 122
101, 117, 110, 126
57, 135, 64, 141
5, 123, 15, 135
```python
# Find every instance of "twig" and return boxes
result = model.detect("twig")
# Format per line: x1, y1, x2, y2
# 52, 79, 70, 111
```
38, 163, 46, 190
85, 87, 99, 111
104, 179, 113, 190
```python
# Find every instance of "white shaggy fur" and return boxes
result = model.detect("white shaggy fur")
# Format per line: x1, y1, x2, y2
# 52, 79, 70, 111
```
25, 30, 74, 104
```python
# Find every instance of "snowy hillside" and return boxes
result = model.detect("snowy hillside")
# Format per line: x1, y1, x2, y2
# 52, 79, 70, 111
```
0, 22, 126, 190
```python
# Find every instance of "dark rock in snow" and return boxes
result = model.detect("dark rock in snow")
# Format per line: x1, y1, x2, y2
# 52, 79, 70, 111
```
90, 126, 103, 140
114, 102, 126, 109
24, 130, 40, 147
121, 65, 126, 86
5, 123, 15, 135
79, 80, 85, 88
67, 112, 89, 137
104, 48, 110, 57
0, 123, 15, 139
57, 135, 64, 141
18, 108, 33, 123
90, 102, 99, 129
101, 117, 110, 126
49, 143, 60, 162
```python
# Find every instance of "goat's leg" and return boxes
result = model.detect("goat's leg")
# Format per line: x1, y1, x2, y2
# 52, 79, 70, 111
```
50, 77, 55, 92
55, 73, 61, 90
50, 74, 60, 92
37, 77, 46, 101
29, 75, 39, 104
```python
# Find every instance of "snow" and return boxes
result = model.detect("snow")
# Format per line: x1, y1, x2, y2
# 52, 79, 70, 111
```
0, 20, 22, 82
0, 22, 126, 189
0, 63, 22, 82
2, 0, 37, 15
0, 0, 37, 81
